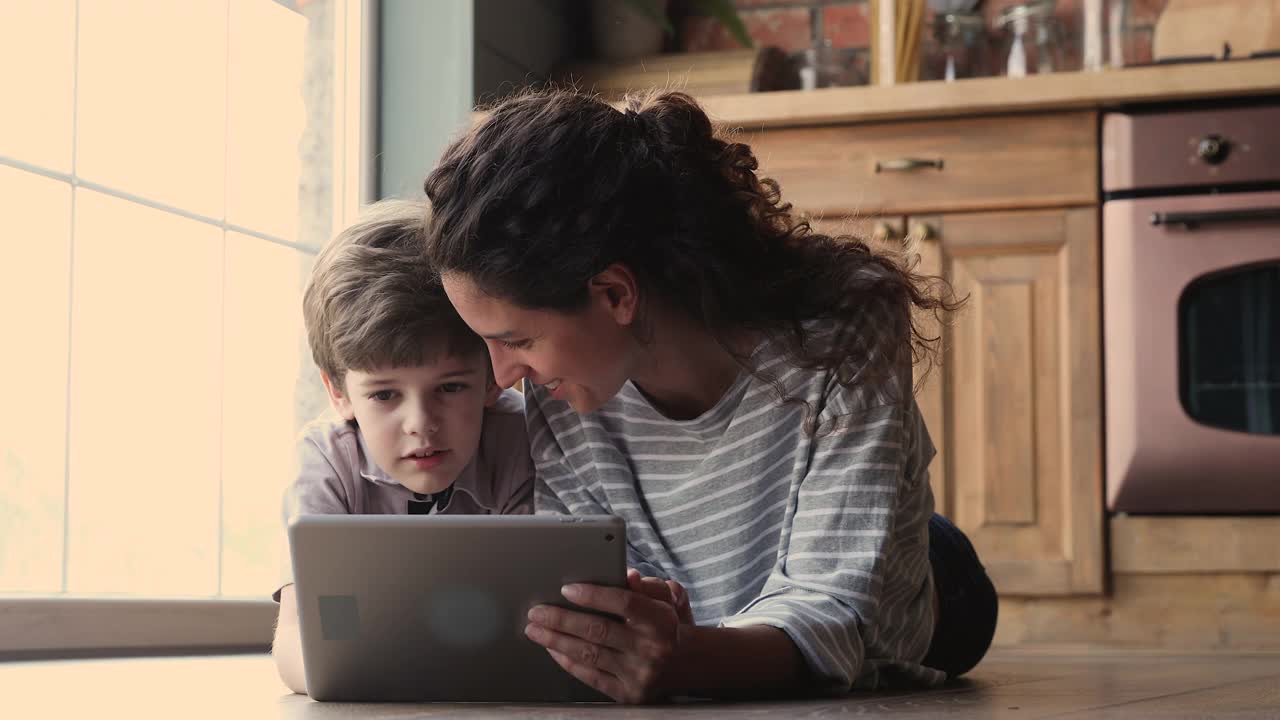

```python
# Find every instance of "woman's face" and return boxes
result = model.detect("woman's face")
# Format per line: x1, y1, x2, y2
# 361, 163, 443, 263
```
441, 271, 640, 414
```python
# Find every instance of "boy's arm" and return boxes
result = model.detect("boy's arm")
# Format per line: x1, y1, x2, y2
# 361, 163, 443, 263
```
272, 585, 307, 695
273, 430, 358, 694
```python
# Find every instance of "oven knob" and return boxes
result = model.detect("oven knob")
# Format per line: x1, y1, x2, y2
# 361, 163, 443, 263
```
1196, 134, 1230, 165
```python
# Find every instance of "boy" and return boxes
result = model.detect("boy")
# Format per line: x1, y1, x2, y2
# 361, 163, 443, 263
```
271, 200, 533, 694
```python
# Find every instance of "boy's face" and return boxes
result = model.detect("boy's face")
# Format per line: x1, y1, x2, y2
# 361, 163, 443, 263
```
323, 353, 500, 495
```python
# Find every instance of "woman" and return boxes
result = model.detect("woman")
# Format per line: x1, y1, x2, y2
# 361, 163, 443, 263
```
423, 90, 997, 704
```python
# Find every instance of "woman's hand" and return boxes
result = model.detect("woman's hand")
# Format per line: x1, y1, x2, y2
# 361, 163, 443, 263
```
524, 569, 693, 703
628, 569, 694, 626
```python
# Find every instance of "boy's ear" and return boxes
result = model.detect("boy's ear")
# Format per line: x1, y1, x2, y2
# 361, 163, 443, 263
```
321, 372, 356, 421
483, 377, 503, 407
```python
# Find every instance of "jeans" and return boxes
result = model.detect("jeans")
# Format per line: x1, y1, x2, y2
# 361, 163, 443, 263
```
920, 513, 998, 678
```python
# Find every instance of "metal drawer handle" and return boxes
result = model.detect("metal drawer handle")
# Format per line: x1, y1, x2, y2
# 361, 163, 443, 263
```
909, 222, 935, 240
1150, 207, 1280, 229
875, 157, 945, 173
871, 221, 900, 243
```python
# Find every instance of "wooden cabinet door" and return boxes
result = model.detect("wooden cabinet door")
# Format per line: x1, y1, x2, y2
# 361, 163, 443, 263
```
921, 208, 1104, 596
810, 210, 1103, 595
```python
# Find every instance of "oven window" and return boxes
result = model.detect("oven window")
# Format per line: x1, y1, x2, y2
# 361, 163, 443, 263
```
1179, 263, 1280, 435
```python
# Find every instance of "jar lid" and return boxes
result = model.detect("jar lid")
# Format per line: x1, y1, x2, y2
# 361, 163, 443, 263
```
938, 11, 986, 30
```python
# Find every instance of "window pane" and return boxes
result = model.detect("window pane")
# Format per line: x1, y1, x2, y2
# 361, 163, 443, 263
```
76, 0, 227, 219
219, 233, 322, 598
1180, 264, 1280, 436
0, 168, 71, 593
66, 189, 222, 595
226, 0, 307, 242
0, 0, 74, 172
0, 0, 355, 613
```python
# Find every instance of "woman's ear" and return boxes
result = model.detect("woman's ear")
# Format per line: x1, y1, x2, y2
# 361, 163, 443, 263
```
589, 263, 639, 326
321, 371, 356, 421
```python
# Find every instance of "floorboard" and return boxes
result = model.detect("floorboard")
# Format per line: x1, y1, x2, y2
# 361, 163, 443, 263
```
4, 648, 1278, 718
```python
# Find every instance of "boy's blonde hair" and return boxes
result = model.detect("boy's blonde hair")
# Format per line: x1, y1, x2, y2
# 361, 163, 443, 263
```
303, 199, 486, 388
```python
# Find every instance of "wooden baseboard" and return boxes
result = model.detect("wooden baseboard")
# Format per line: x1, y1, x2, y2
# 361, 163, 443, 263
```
1111, 515, 1280, 574
996, 573, 1280, 650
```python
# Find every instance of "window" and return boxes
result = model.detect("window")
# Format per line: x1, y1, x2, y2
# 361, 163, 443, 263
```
0, 0, 369, 653
1180, 264, 1280, 436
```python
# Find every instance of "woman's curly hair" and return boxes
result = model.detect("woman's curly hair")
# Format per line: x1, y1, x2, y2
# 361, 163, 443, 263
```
424, 89, 961, 418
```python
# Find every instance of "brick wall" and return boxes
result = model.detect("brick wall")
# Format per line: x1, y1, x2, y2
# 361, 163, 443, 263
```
679, 0, 871, 86
681, 0, 869, 53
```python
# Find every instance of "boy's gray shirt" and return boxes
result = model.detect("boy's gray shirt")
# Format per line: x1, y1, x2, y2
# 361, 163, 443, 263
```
274, 388, 532, 599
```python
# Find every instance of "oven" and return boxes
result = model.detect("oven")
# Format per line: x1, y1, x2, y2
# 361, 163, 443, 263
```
1103, 103, 1280, 513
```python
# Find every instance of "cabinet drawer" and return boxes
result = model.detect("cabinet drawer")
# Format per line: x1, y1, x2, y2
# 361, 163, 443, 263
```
745, 111, 1098, 216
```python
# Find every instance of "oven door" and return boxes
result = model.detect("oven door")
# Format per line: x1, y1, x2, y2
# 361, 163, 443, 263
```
1105, 190, 1280, 513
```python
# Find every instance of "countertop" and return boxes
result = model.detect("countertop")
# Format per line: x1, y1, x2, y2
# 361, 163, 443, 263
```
696, 58, 1280, 129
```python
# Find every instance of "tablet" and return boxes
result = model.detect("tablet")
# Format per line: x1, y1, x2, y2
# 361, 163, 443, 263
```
288, 514, 626, 702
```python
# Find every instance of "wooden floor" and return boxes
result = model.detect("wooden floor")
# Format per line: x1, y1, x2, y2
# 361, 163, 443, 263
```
4, 648, 1279, 718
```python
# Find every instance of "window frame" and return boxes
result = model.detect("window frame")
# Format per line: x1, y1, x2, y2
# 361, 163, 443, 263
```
0, 0, 377, 657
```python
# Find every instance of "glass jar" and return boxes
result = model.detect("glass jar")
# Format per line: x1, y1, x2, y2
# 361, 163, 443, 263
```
796, 40, 869, 89
923, 11, 990, 81
994, 0, 1070, 76
1103, 0, 1160, 68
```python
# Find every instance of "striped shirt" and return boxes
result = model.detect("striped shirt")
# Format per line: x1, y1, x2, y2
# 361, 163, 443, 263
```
527, 323, 945, 690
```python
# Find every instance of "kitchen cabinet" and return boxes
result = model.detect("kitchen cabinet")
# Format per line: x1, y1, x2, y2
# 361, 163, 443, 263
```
793, 112, 1103, 596
675, 61, 1280, 645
